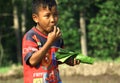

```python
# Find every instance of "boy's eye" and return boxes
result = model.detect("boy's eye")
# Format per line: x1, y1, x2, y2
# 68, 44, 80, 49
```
44, 14, 50, 18
54, 13, 58, 16
44, 13, 58, 18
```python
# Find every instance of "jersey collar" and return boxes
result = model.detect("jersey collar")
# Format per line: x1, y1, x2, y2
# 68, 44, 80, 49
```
32, 27, 47, 38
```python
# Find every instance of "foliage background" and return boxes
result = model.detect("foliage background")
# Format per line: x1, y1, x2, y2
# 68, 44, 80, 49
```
0, 0, 120, 66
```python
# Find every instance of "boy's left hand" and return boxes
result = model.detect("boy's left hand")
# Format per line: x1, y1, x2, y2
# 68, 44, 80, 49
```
64, 56, 80, 66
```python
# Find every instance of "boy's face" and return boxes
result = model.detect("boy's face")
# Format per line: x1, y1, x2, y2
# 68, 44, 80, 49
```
32, 6, 58, 35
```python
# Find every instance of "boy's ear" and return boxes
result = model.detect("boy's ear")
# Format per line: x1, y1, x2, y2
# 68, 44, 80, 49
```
32, 14, 38, 23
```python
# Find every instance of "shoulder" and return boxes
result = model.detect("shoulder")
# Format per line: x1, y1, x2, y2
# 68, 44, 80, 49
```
23, 27, 36, 41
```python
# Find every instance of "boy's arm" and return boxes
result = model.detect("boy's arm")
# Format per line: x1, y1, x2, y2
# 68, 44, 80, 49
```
29, 26, 61, 66
57, 57, 80, 66
29, 41, 52, 66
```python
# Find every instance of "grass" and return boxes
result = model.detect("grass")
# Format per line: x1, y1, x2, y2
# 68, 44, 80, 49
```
0, 57, 120, 74
0, 63, 22, 74
114, 57, 120, 63
0, 66, 11, 74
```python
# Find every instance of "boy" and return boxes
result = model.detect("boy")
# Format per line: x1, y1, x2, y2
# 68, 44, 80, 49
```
22, 0, 79, 83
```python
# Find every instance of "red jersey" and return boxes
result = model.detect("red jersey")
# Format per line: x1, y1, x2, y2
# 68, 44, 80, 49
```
22, 27, 64, 83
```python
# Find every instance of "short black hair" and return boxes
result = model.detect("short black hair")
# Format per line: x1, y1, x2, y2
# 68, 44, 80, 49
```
32, 0, 57, 14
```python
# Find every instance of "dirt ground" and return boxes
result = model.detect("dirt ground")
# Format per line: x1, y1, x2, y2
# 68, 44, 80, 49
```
62, 75, 120, 83
1, 74, 120, 83
1, 62, 120, 83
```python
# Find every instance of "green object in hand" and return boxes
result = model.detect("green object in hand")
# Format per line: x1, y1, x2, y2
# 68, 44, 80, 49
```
55, 48, 95, 64
75, 53, 94, 64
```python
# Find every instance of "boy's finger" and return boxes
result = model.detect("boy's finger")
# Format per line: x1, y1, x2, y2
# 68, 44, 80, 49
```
76, 60, 80, 64
74, 59, 80, 65
74, 58, 76, 65
53, 26, 57, 33
56, 27, 61, 35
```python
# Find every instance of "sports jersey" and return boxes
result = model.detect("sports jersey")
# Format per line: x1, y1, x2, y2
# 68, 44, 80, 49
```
22, 27, 64, 83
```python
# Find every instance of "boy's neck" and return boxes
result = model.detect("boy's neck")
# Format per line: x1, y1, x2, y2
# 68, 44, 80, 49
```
35, 24, 48, 36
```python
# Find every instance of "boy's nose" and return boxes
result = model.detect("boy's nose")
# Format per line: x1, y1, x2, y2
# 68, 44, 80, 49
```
50, 16, 55, 22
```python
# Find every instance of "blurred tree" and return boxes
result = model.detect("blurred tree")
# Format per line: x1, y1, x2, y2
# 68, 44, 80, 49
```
58, 0, 96, 55
0, 34, 4, 66
88, 0, 120, 59
12, 0, 21, 63
0, 0, 15, 66
0, 0, 120, 66
0, 0, 29, 65
21, 0, 27, 34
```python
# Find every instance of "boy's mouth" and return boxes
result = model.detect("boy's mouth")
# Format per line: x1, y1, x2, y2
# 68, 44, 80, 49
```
48, 26, 54, 32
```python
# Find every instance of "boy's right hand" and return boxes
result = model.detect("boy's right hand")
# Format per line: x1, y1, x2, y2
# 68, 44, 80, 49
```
47, 26, 61, 44
65, 56, 80, 66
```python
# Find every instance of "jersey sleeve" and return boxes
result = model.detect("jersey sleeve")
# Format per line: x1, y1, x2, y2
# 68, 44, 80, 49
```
22, 34, 39, 65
